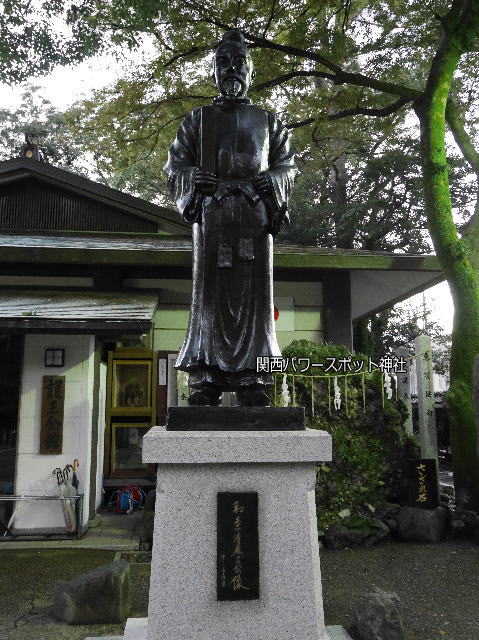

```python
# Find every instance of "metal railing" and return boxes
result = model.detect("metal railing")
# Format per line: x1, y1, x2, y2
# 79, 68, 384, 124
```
0, 494, 83, 540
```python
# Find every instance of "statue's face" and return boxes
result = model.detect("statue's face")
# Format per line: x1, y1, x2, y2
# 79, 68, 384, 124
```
214, 44, 253, 98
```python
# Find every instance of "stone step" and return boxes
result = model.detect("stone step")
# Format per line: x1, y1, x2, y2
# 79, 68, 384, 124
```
88, 622, 354, 640
326, 625, 354, 639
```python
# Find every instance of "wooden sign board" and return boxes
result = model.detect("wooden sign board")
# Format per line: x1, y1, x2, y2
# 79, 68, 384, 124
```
217, 492, 259, 601
406, 458, 439, 509
40, 375, 65, 454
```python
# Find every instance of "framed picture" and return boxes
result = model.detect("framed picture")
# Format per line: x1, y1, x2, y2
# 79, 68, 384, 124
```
112, 360, 151, 412
111, 423, 150, 474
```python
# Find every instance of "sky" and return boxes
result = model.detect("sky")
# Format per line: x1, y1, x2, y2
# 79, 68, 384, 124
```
0, 54, 455, 336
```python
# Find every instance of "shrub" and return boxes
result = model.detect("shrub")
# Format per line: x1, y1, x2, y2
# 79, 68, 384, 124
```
272, 340, 419, 531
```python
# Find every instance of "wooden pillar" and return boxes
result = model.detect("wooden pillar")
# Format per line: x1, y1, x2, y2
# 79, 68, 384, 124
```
88, 342, 102, 522
323, 271, 352, 350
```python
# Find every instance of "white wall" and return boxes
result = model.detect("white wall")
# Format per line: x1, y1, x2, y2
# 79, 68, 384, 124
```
14, 334, 95, 534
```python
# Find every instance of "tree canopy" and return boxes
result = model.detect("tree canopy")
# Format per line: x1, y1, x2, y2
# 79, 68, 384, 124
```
0, 86, 94, 174
2, 1, 478, 148
2, 1, 476, 251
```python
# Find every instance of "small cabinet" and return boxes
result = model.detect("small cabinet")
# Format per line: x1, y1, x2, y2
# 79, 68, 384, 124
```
111, 423, 151, 475
104, 348, 157, 479
111, 359, 152, 415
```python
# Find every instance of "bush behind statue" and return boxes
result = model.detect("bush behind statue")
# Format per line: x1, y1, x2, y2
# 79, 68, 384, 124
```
277, 340, 419, 532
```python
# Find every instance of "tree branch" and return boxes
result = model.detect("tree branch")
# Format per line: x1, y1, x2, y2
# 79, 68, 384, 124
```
254, 70, 336, 92
176, 3, 422, 99
332, 70, 420, 99
234, 0, 243, 28
285, 118, 315, 129
445, 99, 479, 176
284, 96, 411, 129
242, 31, 421, 98
329, 96, 412, 120
164, 46, 209, 67
262, 0, 277, 38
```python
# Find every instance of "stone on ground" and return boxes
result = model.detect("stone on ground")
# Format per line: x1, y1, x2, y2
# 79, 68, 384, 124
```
354, 587, 404, 640
452, 508, 479, 536
395, 505, 449, 542
54, 559, 130, 624
324, 517, 389, 550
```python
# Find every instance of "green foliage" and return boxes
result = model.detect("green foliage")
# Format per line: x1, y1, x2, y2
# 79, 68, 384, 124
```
279, 131, 474, 250
276, 340, 418, 531
0, 86, 94, 176
365, 301, 451, 375
340, 514, 387, 532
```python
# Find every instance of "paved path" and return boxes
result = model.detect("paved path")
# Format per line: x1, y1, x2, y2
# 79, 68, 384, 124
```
0, 510, 141, 551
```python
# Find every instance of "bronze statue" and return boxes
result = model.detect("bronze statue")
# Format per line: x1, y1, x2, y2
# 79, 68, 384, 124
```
165, 30, 297, 406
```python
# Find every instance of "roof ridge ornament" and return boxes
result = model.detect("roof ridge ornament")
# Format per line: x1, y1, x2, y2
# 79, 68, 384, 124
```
20, 133, 46, 162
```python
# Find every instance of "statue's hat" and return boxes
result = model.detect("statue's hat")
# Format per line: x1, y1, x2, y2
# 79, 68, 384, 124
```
215, 30, 248, 53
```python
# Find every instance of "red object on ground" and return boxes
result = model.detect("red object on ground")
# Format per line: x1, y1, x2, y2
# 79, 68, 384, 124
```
274, 305, 279, 321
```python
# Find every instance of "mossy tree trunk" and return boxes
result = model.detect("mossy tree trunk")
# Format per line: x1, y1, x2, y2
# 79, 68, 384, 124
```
414, 0, 479, 509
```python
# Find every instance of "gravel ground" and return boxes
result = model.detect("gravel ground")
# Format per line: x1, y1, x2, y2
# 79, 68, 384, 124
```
0, 540, 478, 640
321, 538, 479, 640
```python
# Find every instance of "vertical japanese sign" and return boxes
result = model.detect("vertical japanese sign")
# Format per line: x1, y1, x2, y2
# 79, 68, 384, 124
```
406, 458, 439, 509
40, 375, 65, 454
217, 492, 259, 601
395, 346, 413, 435
415, 334, 438, 460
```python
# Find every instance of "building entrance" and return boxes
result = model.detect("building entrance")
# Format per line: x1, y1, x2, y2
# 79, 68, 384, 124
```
0, 334, 23, 532
0, 334, 22, 494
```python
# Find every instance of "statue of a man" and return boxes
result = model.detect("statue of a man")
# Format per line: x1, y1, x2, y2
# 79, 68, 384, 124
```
165, 29, 297, 407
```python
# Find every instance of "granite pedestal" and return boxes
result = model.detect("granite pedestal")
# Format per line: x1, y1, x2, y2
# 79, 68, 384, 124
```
120, 424, 351, 640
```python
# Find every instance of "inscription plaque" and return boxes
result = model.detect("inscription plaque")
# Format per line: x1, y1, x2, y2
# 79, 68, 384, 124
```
217, 492, 259, 600
406, 458, 439, 509
40, 375, 65, 454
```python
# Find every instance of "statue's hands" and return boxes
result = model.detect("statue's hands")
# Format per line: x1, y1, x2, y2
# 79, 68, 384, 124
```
254, 172, 272, 198
195, 169, 217, 195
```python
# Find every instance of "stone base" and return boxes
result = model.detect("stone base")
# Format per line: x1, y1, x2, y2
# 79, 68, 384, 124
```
166, 406, 305, 430
141, 426, 332, 640
115, 618, 353, 640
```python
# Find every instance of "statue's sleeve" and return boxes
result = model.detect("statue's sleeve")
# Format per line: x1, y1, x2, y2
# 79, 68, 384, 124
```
266, 112, 298, 234
164, 109, 202, 224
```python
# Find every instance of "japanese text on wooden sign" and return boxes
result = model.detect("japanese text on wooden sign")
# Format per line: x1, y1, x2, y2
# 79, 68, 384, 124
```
40, 375, 65, 454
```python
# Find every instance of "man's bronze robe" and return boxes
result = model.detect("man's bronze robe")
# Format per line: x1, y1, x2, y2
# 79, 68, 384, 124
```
164, 99, 297, 388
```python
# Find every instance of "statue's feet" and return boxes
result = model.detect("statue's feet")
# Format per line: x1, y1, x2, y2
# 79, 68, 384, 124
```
236, 386, 271, 407
188, 385, 221, 406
